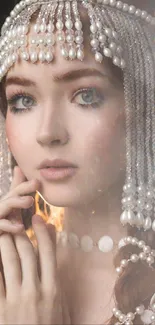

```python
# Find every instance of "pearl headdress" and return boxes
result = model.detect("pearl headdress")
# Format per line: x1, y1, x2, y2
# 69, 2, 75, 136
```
0, 0, 155, 324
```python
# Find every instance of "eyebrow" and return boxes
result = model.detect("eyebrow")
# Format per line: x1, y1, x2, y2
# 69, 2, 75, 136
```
5, 68, 111, 88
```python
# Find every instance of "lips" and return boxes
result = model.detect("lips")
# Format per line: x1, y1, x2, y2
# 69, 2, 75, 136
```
38, 158, 77, 169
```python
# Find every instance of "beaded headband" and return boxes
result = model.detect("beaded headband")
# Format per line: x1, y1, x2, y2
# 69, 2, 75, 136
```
0, 0, 155, 81
0, 1, 155, 324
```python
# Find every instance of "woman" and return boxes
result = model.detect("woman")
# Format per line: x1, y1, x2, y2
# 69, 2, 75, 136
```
0, 0, 155, 324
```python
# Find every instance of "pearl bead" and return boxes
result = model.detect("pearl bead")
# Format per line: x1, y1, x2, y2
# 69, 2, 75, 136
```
66, 34, 74, 43
68, 233, 79, 249
131, 237, 138, 245
115, 310, 122, 317
65, 20, 73, 30
112, 307, 117, 314
146, 15, 151, 22
120, 59, 126, 69
69, 48, 76, 60
96, 21, 102, 30
129, 6, 136, 14
136, 212, 144, 227
136, 305, 145, 315
116, 1, 123, 9
109, 42, 117, 51
123, 4, 129, 12
104, 28, 112, 37
75, 36, 83, 44
80, 235, 93, 252
141, 11, 147, 19
130, 254, 139, 263
95, 52, 103, 63
10, 10, 16, 18
139, 252, 146, 260
34, 24, 39, 33
47, 23, 55, 33
143, 245, 151, 253
6, 17, 11, 24
40, 24, 47, 33
146, 256, 154, 265
121, 259, 128, 267
103, 48, 112, 57
77, 49, 84, 61
127, 312, 135, 320
99, 34, 107, 43
61, 48, 69, 59
151, 315, 155, 322
46, 52, 54, 62
116, 266, 122, 274
38, 51, 46, 62
21, 51, 29, 60
98, 236, 113, 253
143, 217, 152, 230
91, 39, 99, 48
113, 56, 120, 67
57, 33, 65, 43
119, 314, 126, 322
75, 20, 82, 30
11, 53, 18, 62
56, 20, 64, 30
135, 9, 142, 17
30, 52, 38, 63
110, 0, 116, 6
90, 24, 97, 34
126, 236, 132, 244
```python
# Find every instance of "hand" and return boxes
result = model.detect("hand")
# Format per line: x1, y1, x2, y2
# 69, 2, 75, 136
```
0, 166, 40, 234
0, 215, 71, 324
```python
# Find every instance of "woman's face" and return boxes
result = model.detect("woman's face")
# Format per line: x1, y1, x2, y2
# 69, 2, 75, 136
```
5, 38, 125, 208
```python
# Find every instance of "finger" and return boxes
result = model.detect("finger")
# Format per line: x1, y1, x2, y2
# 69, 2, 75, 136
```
10, 166, 27, 191
0, 233, 21, 300
0, 219, 24, 234
32, 215, 57, 293
0, 196, 34, 219
13, 230, 40, 291
7, 178, 40, 199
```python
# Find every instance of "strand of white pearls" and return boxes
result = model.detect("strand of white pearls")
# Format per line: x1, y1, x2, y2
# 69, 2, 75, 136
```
113, 293, 155, 325
120, 182, 155, 232
56, 231, 126, 252
2, 0, 155, 36
96, 0, 155, 26
116, 236, 155, 276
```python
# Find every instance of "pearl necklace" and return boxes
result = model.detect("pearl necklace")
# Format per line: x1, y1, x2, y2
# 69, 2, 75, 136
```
56, 231, 126, 253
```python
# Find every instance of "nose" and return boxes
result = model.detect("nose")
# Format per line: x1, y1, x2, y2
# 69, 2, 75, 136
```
36, 103, 69, 147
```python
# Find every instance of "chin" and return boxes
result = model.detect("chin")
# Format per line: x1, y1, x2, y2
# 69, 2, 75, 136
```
38, 181, 82, 208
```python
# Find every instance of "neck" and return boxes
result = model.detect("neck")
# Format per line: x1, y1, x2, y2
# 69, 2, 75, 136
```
63, 184, 127, 243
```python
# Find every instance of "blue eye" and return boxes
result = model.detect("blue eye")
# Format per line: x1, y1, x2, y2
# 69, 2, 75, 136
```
73, 88, 104, 108
7, 93, 36, 113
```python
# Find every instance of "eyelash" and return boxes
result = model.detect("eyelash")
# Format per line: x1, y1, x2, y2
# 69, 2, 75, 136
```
7, 88, 104, 114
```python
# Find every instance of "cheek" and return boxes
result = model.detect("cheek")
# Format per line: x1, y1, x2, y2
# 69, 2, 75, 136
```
85, 109, 126, 165
5, 116, 31, 159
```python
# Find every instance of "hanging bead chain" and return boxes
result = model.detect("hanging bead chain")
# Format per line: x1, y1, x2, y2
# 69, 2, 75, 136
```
72, 0, 84, 60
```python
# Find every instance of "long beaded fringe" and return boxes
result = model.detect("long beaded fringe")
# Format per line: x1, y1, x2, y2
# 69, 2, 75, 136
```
0, 0, 155, 324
